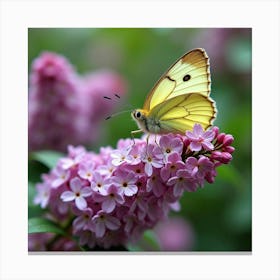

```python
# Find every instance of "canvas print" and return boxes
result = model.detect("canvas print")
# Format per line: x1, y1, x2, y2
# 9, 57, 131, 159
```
28, 28, 251, 251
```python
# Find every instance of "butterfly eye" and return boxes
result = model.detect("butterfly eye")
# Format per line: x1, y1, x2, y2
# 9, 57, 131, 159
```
135, 111, 142, 118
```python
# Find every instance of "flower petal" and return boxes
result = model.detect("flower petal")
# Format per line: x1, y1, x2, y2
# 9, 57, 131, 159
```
167, 177, 177, 186
73, 216, 86, 230
70, 177, 81, 192
105, 216, 121, 230
124, 185, 138, 196
203, 130, 215, 141
173, 183, 184, 197
115, 193, 125, 204
75, 196, 87, 210
202, 141, 214, 151
189, 142, 202, 152
60, 191, 75, 202
94, 220, 106, 238
51, 178, 64, 188
81, 187, 92, 197
144, 162, 153, 176
102, 198, 116, 213
153, 182, 164, 197
160, 166, 170, 182
152, 161, 163, 168
193, 123, 203, 136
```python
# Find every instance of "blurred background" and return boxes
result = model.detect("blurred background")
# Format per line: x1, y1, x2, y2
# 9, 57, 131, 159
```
28, 28, 251, 251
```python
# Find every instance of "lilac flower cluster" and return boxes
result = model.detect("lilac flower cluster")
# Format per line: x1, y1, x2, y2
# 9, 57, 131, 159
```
33, 124, 234, 249
28, 52, 127, 152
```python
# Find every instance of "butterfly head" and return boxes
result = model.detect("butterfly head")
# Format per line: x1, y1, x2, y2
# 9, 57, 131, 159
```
132, 109, 147, 121
131, 109, 150, 132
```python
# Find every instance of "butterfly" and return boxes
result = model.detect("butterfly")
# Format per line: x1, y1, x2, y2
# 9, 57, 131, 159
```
131, 48, 217, 136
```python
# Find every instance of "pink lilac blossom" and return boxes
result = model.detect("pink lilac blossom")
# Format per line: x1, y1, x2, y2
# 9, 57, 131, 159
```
28, 52, 127, 152
186, 123, 215, 151
60, 177, 92, 210
32, 124, 234, 250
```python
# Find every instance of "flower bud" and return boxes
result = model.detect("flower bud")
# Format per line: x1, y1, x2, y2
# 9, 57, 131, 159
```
224, 146, 235, 154
217, 133, 226, 144
223, 134, 234, 146
211, 126, 220, 138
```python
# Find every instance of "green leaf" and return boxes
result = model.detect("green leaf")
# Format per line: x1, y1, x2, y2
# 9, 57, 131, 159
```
126, 243, 142, 252
28, 181, 36, 207
28, 160, 49, 183
28, 217, 66, 236
30, 150, 64, 169
28, 206, 45, 218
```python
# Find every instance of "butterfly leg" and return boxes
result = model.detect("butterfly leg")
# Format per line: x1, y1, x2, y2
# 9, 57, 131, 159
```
144, 133, 151, 155
146, 133, 150, 145
131, 129, 142, 145
154, 135, 160, 147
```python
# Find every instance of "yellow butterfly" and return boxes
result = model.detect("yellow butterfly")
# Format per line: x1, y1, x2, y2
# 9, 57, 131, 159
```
131, 48, 217, 136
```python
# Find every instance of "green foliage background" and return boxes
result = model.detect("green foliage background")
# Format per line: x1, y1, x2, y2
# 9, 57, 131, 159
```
28, 28, 251, 251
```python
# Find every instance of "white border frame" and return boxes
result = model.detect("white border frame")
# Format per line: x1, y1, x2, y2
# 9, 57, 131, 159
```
1, 0, 279, 279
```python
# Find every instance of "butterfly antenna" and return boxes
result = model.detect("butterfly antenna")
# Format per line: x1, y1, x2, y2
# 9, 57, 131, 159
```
105, 109, 132, 120
103, 93, 134, 110
103, 93, 134, 120
103, 93, 121, 101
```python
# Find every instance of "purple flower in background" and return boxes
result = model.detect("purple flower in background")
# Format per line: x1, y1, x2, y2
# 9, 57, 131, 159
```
190, 28, 251, 73
31, 124, 235, 250
82, 71, 127, 121
28, 52, 127, 152
154, 217, 195, 251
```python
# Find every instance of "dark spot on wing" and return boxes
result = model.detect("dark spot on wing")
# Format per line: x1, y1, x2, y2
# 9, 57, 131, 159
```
183, 74, 191, 82
167, 75, 175, 82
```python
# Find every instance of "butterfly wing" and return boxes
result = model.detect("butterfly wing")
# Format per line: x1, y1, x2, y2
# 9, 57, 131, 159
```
148, 93, 217, 134
143, 48, 211, 112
